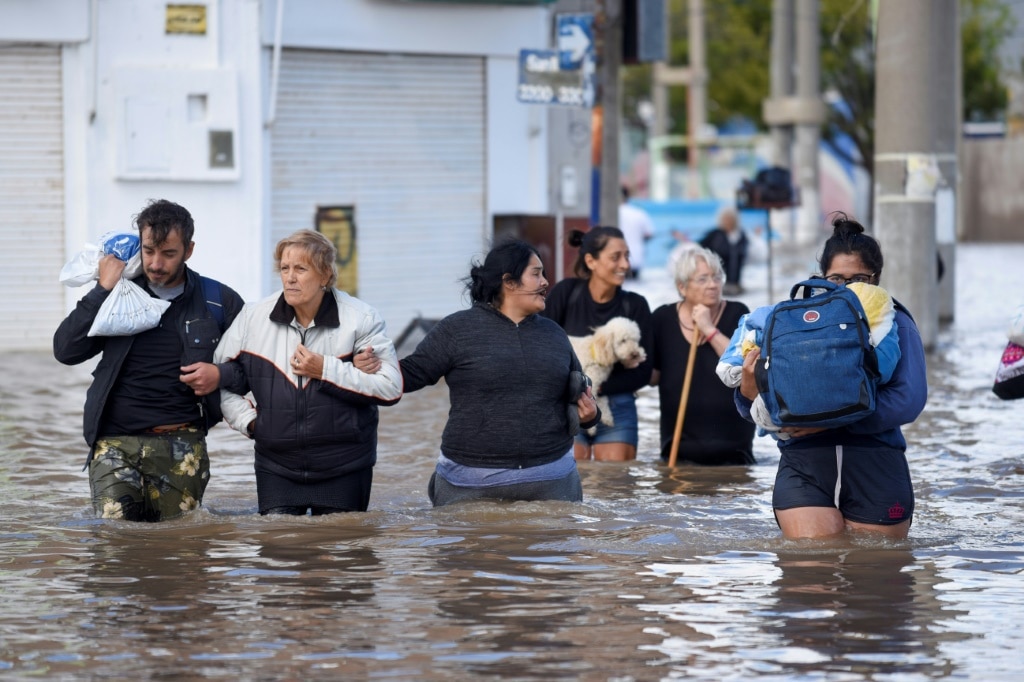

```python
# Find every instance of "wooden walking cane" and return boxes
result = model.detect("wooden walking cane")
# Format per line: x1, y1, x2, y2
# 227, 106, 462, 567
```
667, 330, 702, 467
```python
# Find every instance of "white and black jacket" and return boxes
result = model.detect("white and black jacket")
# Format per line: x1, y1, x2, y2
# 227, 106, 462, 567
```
214, 289, 402, 482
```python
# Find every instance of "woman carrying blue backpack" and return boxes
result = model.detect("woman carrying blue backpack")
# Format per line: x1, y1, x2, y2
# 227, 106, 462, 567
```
736, 215, 928, 540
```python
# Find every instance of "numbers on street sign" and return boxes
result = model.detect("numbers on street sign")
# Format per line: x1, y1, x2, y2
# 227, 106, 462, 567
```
517, 49, 589, 107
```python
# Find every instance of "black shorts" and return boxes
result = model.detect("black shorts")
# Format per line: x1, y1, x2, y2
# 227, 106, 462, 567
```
772, 444, 914, 525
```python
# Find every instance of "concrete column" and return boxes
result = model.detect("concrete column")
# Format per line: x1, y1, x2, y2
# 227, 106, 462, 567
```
686, 0, 706, 199
769, 0, 794, 170
874, 0, 944, 350
793, 0, 820, 244
932, 4, 959, 322
595, 0, 622, 225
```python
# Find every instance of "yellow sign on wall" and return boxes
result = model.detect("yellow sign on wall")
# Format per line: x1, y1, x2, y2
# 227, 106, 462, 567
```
166, 4, 207, 35
316, 206, 358, 296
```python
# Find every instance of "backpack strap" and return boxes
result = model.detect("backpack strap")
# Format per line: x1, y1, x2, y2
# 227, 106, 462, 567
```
200, 276, 226, 331
790, 277, 838, 300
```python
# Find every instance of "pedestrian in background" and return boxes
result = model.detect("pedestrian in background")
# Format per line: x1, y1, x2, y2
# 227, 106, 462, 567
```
399, 238, 599, 506
214, 230, 401, 515
53, 199, 244, 521
650, 246, 755, 465
618, 186, 654, 280
542, 226, 653, 462
700, 206, 748, 296
737, 214, 927, 539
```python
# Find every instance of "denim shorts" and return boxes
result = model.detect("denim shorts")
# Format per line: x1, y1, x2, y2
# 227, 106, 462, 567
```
575, 391, 639, 447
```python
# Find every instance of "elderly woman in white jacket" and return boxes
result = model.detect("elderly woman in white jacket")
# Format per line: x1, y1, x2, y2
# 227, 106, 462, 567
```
214, 230, 401, 515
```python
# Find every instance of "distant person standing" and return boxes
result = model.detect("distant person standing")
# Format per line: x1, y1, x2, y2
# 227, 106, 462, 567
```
700, 206, 748, 296
618, 186, 654, 280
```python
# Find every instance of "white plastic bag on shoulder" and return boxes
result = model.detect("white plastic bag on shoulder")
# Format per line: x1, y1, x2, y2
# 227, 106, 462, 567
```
60, 231, 143, 287
87, 278, 170, 337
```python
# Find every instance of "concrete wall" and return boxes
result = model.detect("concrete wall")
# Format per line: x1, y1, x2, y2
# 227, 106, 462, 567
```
60, 0, 267, 307
961, 137, 1024, 241
32, 0, 553, 310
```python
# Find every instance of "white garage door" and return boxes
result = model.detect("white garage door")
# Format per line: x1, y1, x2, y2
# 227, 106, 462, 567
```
271, 49, 486, 336
0, 46, 65, 350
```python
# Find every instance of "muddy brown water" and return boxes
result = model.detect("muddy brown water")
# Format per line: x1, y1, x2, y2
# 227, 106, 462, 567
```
1, 243, 1023, 680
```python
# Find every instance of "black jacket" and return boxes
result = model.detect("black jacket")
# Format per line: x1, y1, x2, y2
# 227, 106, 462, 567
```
53, 267, 244, 452
400, 303, 587, 469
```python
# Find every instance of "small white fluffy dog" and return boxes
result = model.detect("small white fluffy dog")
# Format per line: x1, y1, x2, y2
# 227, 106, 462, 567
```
569, 316, 646, 428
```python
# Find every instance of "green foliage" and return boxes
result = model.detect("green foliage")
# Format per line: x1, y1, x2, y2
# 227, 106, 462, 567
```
961, 0, 1013, 121
623, 0, 1015, 170
621, 0, 772, 132
820, 0, 875, 173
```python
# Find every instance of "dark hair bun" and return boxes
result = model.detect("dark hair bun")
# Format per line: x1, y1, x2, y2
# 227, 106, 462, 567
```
831, 212, 865, 237
567, 229, 586, 248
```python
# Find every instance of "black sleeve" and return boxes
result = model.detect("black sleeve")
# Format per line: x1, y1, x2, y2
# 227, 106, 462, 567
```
217, 359, 250, 395
398, 317, 455, 393
52, 283, 110, 366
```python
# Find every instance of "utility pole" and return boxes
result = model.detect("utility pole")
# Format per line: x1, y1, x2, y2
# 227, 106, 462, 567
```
793, 0, 821, 244
686, 0, 706, 199
763, 0, 822, 244
768, 0, 794, 172
875, 0, 956, 350
593, 0, 622, 226
650, 0, 705, 200
934, 6, 959, 323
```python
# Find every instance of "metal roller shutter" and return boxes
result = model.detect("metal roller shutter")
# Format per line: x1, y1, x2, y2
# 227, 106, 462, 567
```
271, 49, 485, 333
0, 46, 65, 351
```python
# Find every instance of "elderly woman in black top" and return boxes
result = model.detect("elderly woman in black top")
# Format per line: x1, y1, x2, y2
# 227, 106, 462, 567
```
399, 238, 600, 507
650, 246, 754, 465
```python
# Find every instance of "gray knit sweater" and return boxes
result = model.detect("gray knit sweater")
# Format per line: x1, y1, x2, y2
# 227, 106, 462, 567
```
400, 302, 585, 469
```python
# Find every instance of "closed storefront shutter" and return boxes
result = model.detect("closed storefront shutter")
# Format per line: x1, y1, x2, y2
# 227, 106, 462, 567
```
271, 49, 485, 334
0, 46, 65, 350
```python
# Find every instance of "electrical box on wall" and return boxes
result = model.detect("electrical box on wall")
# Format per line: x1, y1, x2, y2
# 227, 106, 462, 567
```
113, 67, 240, 181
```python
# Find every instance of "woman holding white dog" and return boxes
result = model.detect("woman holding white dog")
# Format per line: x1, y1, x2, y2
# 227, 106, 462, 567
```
650, 246, 755, 465
399, 238, 601, 507
542, 226, 653, 462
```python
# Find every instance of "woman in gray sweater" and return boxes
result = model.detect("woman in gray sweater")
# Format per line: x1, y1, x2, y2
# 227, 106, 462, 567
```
400, 238, 600, 507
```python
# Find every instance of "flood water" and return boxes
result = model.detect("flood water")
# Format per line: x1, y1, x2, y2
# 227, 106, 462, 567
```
2, 243, 1024, 680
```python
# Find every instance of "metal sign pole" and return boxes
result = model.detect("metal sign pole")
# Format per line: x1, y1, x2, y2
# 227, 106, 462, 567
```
765, 207, 773, 302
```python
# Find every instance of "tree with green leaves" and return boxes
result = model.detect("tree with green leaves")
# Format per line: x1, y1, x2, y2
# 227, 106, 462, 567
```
622, 0, 1015, 185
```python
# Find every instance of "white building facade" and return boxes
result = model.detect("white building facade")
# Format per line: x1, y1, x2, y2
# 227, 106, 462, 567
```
0, 0, 562, 350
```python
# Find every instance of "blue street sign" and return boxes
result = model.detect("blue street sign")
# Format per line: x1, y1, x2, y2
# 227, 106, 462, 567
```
557, 14, 593, 70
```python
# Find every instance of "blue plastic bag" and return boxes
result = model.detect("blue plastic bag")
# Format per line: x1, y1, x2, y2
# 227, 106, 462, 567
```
59, 230, 143, 287
100, 232, 140, 262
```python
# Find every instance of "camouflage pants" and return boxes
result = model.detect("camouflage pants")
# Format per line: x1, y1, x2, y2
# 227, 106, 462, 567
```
89, 427, 210, 522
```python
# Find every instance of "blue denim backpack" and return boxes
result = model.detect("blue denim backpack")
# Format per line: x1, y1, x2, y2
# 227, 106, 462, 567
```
754, 278, 880, 428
